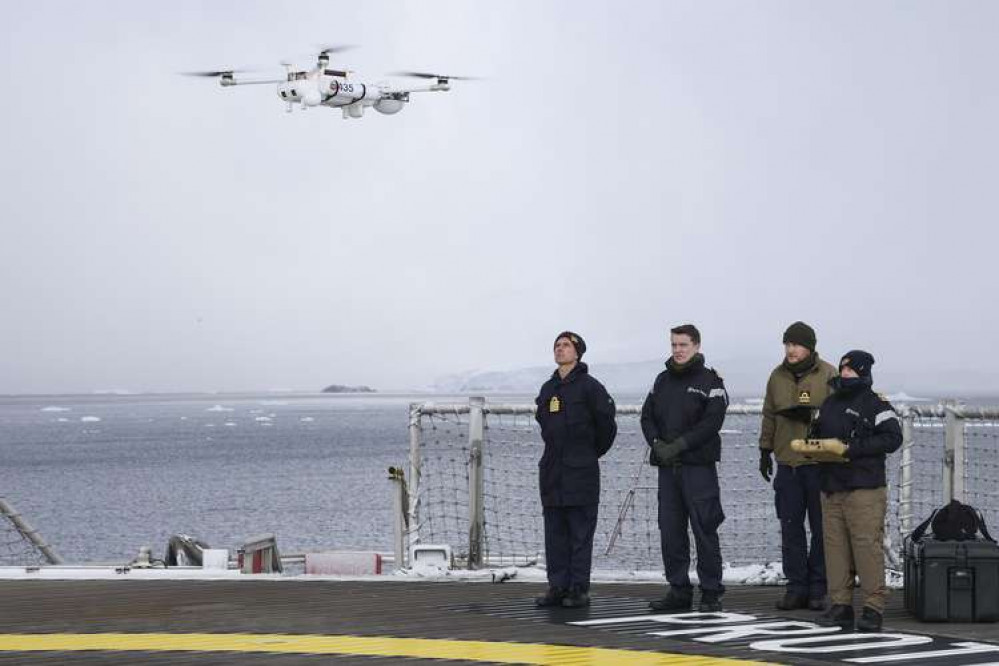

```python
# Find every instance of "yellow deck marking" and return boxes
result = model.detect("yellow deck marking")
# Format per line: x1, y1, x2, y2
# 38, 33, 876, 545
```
0, 632, 773, 664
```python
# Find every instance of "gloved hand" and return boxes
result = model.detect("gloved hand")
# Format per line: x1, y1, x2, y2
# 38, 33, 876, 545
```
759, 449, 773, 482
790, 438, 850, 462
652, 437, 688, 465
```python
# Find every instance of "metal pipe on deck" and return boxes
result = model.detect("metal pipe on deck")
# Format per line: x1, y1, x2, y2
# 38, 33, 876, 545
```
0, 497, 62, 565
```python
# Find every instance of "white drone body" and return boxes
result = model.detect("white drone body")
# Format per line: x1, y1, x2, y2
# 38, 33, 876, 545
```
190, 49, 464, 120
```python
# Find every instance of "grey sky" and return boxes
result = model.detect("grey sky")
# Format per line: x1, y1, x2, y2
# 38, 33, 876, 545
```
2, 1, 997, 394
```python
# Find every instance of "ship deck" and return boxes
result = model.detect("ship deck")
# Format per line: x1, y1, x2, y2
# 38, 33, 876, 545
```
1, 579, 998, 665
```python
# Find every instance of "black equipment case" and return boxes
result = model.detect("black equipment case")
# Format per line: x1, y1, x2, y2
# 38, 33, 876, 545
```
904, 506, 999, 622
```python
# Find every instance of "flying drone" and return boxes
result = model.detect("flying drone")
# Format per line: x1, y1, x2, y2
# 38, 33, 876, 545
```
182, 45, 473, 120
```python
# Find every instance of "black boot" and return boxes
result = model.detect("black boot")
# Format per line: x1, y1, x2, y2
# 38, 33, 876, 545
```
698, 590, 724, 613
649, 588, 693, 612
856, 606, 883, 632
817, 604, 854, 630
775, 592, 809, 611
561, 588, 590, 608
534, 587, 566, 607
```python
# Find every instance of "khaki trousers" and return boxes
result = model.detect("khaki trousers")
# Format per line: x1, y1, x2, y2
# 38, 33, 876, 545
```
820, 487, 888, 612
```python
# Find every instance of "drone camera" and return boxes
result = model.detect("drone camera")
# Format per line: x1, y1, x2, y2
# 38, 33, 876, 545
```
220, 73, 235, 87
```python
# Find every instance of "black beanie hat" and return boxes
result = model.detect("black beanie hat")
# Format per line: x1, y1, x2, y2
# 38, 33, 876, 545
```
840, 350, 875, 378
554, 331, 586, 360
783, 321, 817, 352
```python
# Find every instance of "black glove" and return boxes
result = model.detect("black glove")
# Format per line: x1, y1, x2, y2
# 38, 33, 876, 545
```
759, 449, 773, 482
653, 437, 688, 465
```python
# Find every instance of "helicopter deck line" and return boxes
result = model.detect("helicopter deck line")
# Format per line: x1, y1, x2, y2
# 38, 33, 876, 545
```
0, 580, 998, 665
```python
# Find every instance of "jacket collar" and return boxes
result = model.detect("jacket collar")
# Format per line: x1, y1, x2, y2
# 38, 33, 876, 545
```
666, 353, 705, 376
551, 361, 588, 384
828, 374, 872, 396
782, 352, 821, 378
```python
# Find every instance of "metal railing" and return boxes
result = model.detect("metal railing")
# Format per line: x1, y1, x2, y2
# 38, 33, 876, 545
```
398, 399, 999, 573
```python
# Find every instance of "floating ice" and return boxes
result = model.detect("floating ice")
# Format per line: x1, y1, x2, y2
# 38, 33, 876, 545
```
40, 406, 70, 412
80, 416, 101, 423
224, 422, 237, 427
206, 405, 234, 412
255, 416, 273, 422
56, 418, 69, 422
300, 417, 315, 422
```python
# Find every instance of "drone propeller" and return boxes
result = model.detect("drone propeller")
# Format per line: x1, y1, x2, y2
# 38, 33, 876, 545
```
180, 69, 254, 78
391, 71, 479, 83
316, 44, 356, 56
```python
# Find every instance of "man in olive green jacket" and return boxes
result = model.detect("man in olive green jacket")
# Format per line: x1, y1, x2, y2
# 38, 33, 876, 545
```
759, 322, 837, 611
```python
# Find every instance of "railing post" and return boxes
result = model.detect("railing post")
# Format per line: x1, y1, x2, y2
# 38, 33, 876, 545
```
945, 404, 966, 503
899, 410, 915, 537
406, 403, 423, 565
467, 396, 486, 569
388, 467, 408, 570
942, 401, 959, 503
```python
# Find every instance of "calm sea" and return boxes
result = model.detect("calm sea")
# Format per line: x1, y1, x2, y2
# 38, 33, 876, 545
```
0, 393, 439, 564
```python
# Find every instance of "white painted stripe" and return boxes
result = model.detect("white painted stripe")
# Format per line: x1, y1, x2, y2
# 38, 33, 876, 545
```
750, 633, 931, 654
845, 640, 999, 663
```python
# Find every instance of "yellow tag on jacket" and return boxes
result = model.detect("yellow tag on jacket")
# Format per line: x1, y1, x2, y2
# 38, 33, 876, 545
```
549, 396, 560, 413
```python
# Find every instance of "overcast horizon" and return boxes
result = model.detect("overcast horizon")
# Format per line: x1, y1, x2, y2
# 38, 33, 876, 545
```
3, 1, 997, 396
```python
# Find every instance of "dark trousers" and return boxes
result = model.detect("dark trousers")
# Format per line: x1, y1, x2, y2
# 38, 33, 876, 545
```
774, 463, 826, 599
543, 504, 599, 592
657, 464, 725, 594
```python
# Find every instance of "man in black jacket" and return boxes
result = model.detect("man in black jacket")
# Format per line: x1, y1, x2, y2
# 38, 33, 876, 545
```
534, 331, 617, 608
641, 324, 729, 612
811, 350, 902, 633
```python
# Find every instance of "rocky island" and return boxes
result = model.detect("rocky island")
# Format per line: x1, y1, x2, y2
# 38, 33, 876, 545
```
321, 384, 376, 394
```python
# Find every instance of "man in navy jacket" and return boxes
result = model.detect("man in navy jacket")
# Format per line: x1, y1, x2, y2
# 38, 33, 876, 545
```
534, 331, 617, 608
641, 324, 729, 612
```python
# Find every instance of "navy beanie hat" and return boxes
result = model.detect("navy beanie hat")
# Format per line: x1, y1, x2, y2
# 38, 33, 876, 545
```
840, 350, 875, 378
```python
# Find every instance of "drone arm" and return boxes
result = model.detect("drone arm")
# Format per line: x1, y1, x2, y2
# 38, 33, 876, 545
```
382, 82, 449, 95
